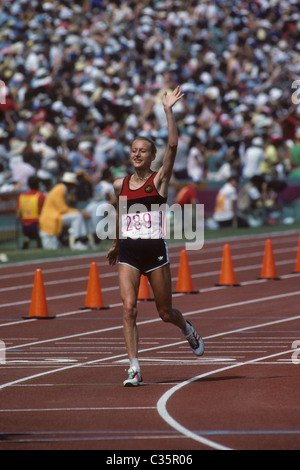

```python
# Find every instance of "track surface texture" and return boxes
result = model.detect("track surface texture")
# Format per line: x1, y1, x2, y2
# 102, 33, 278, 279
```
0, 232, 299, 451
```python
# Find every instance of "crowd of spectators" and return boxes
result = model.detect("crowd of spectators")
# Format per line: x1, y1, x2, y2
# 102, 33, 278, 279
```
0, 0, 300, 221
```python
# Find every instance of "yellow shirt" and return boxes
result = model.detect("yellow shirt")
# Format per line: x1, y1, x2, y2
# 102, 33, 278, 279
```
39, 184, 78, 236
259, 144, 278, 175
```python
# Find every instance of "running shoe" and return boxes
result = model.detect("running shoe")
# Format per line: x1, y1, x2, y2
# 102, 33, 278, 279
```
123, 367, 143, 387
185, 320, 205, 357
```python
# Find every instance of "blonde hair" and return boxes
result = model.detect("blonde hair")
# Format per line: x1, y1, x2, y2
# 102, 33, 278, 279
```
132, 136, 157, 156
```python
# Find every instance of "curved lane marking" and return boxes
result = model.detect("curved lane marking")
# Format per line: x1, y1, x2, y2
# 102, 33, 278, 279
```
157, 347, 297, 451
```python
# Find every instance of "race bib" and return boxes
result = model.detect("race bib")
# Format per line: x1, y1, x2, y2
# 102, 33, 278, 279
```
121, 211, 165, 239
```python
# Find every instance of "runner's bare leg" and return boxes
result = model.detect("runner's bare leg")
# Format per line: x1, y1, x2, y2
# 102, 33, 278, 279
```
118, 264, 141, 359
147, 264, 186, 330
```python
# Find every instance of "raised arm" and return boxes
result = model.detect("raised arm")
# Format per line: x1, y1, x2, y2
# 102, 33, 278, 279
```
155, 86, 184, 197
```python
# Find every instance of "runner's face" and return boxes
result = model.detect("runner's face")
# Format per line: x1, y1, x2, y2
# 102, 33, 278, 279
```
131, 140, 154, 170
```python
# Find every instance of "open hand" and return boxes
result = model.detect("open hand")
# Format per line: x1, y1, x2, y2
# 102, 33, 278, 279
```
106, 245, 119, 266
162, 86, 184, 110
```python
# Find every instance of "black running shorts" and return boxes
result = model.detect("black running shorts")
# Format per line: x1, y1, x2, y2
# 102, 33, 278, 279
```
118, 238, 169, 275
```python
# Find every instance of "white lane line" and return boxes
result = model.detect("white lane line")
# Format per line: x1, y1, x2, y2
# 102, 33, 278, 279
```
0, 253, 109, 272
0, 257, 298, 296
0, 293, 299, 391
0, 267, 300, 316
0, 273, 116, 293
0, 229, 297, 275
1, 289, 300, 353
157, 347, 297, 451
2, 291, 300, 354
0, 233, 297, 287
0, 406, 156, 413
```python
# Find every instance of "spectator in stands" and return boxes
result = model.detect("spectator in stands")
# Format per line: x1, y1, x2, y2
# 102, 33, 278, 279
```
17, 175, 46, 249
91, 167, 116, 206
174, 180, 199, 232
237, 175, 267, 227
207, 149, 240, 182
12, 157, 36, 190
213, 175, 239, 228
39, 172, 92, 251
204, 140, 226, 177
172, 133, 191, 180
67, 141, 93, 173
242, 137, 266, 180
0, 162, 9, 190
289, 130, 300, 178
174, 181, 198, 208
237, 175, 285, 227
187, 136, 205, 183
0, 0, 299, 221
85, 167, 117, 241
260, 136, 281, 179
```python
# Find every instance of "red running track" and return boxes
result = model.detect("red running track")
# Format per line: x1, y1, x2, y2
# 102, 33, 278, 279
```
0, 232, 299, 450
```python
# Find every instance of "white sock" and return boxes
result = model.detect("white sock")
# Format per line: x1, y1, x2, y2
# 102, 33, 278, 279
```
129, 358, 140, 372
181, 320, 192, 337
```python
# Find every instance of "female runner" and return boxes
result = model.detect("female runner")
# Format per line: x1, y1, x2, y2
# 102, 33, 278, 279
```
107, 86, 204, 386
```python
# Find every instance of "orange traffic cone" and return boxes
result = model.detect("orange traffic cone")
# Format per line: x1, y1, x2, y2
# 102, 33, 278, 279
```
23, 269, 55, 319
175, 249, 198, 294
259, 239, 280, 280
216, 244, 240, 287
293, 236, 300, 273
138, 275, 154, 301
81, 262, 109, 310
